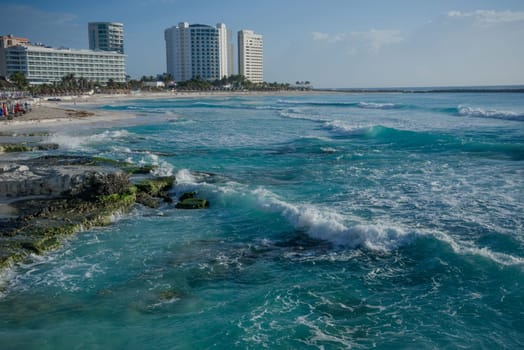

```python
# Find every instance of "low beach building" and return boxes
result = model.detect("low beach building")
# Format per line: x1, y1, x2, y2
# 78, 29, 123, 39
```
0, 34, 126, 85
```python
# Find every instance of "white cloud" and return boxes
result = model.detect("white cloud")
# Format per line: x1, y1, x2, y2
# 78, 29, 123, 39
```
447, 9, 524, 24
311, 29, 404, 53
312, 32, 330, 41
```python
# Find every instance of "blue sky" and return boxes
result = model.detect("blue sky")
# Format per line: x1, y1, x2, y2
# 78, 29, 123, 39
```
1, 0, 523, 88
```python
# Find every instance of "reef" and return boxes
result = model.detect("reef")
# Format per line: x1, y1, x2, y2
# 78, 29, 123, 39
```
0, 156, 176, 271
175, 191, 210, 209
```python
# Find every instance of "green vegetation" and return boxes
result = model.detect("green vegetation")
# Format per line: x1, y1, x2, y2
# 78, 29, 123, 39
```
0, 165, 177, 271
175, 192, 210, 209
136, 176, 176, 197
9, 72, 28, 90
3, 70, 309, 95
0, 144, 33, 153
174, 74, 294, 91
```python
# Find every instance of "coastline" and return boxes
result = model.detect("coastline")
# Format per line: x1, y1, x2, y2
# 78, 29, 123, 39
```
0, 90, 316, 132
0, 89, 315, 272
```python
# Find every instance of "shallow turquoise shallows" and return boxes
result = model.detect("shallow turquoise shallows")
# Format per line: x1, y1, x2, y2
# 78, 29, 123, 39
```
1, 92, 523, 349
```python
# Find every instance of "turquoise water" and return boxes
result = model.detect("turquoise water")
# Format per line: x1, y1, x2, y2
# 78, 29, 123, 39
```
1, 92, 523, 349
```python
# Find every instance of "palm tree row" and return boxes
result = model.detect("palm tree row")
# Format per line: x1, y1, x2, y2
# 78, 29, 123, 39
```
6, 72, 308, 95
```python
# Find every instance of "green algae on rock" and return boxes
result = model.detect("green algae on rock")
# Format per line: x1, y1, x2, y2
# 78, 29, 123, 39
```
175, 192, 210, 209
0, 157, 175, 271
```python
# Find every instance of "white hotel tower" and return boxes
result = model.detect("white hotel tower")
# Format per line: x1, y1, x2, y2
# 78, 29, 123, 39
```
88, 22, 124, 54
238, 30, 263, 83
165, 22, 230, 82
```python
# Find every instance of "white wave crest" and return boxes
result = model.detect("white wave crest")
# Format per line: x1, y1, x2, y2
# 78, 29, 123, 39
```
458, 105, 524, 121
175, 168, 197, 184
358, 102, 397, 109
433, 231, 524, 267
48, 130, 133, 150
322, 120, 369, 135
252, 188, 412, 250
277, 109, 324, 122
143, 154, 173, 177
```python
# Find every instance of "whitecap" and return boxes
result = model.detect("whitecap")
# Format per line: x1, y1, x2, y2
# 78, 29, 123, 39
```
175, 168, 198, 184
432, 230, 524, 267
252, 187, 414, 250
322, 120, 370, 136
48, 129, 134, 150
457, 105, 524, 121
277, 109, 325, 122
358, 102, 398, 109
132, 153, 173, 177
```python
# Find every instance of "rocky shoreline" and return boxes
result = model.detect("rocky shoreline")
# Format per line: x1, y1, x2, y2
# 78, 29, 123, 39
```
0, 154, 178, 271
0, 101, 216, 279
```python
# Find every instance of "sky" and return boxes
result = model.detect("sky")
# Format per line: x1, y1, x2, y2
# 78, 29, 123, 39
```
1, 0, 523, 88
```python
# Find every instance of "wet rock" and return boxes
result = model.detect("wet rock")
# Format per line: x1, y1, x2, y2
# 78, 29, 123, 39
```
0, 156, 176, 271
175, 191, 210, 209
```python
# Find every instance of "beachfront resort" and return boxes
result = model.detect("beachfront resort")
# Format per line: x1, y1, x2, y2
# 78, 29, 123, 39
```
1, 20, 263, 88
0, 20, 268, 121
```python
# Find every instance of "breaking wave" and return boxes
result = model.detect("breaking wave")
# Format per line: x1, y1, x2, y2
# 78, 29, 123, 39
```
432, 231, 524, 267
457, 105, 524, 121
252, 187, 414, 251
277, 99, 404, 110
357, 102, 399, 109
48, 130, 133, 150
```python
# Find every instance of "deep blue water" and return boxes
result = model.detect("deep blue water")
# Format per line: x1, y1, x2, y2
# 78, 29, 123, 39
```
1, 92, 523, 349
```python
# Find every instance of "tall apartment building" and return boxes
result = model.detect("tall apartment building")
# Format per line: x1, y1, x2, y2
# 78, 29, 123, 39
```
238, 30, 263, 83
165, 22, 230, 82
88, 22, 124, 54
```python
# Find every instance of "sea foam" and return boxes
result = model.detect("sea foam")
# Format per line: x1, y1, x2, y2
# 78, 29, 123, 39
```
252, 187, 413, 250
458, 105, 524, 121
48, 130, 133, 150
432, 230, 524, 267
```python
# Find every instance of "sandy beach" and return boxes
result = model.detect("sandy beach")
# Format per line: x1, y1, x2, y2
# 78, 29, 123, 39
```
0, 90, 315, 133
1, 94, 144, 133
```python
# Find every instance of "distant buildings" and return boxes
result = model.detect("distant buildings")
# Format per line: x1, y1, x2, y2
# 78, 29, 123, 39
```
238, 30, 263, 83
164, 22, 264, 84
88, 22, 124, 54
0, 22, 126, 85
165, 22, 231, 82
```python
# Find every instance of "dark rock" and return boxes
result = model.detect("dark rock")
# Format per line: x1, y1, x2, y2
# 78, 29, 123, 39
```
175, 197, 210, 209
72, 172, 130, 199
135, 177, 175, 197
136, 192, 161, 208
179, 191, 196, 201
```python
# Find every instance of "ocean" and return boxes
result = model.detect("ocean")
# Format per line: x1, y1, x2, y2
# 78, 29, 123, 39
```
1, 92, 523, 349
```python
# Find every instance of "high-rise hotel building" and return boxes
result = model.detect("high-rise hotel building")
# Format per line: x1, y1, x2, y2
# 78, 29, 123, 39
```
238, 30, 263, 83
0, 23, 126, 85
165, 22, 230, 82
88, 22, 124, 54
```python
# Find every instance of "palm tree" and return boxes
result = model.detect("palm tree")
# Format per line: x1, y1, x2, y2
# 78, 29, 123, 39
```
9, 72, 28, 90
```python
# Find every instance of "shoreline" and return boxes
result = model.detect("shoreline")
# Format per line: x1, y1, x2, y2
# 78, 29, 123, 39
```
0, 90, 317, 132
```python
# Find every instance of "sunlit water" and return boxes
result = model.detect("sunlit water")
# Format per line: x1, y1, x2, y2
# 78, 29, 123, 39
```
1, 92, 523, 349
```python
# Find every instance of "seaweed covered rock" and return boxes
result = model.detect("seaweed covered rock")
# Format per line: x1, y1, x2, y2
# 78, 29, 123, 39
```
175, 192, 210, 209
0, 143, 59, 153
135, 177, 175, 208
0, 158, 175, 271
72, 172, 131, 200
